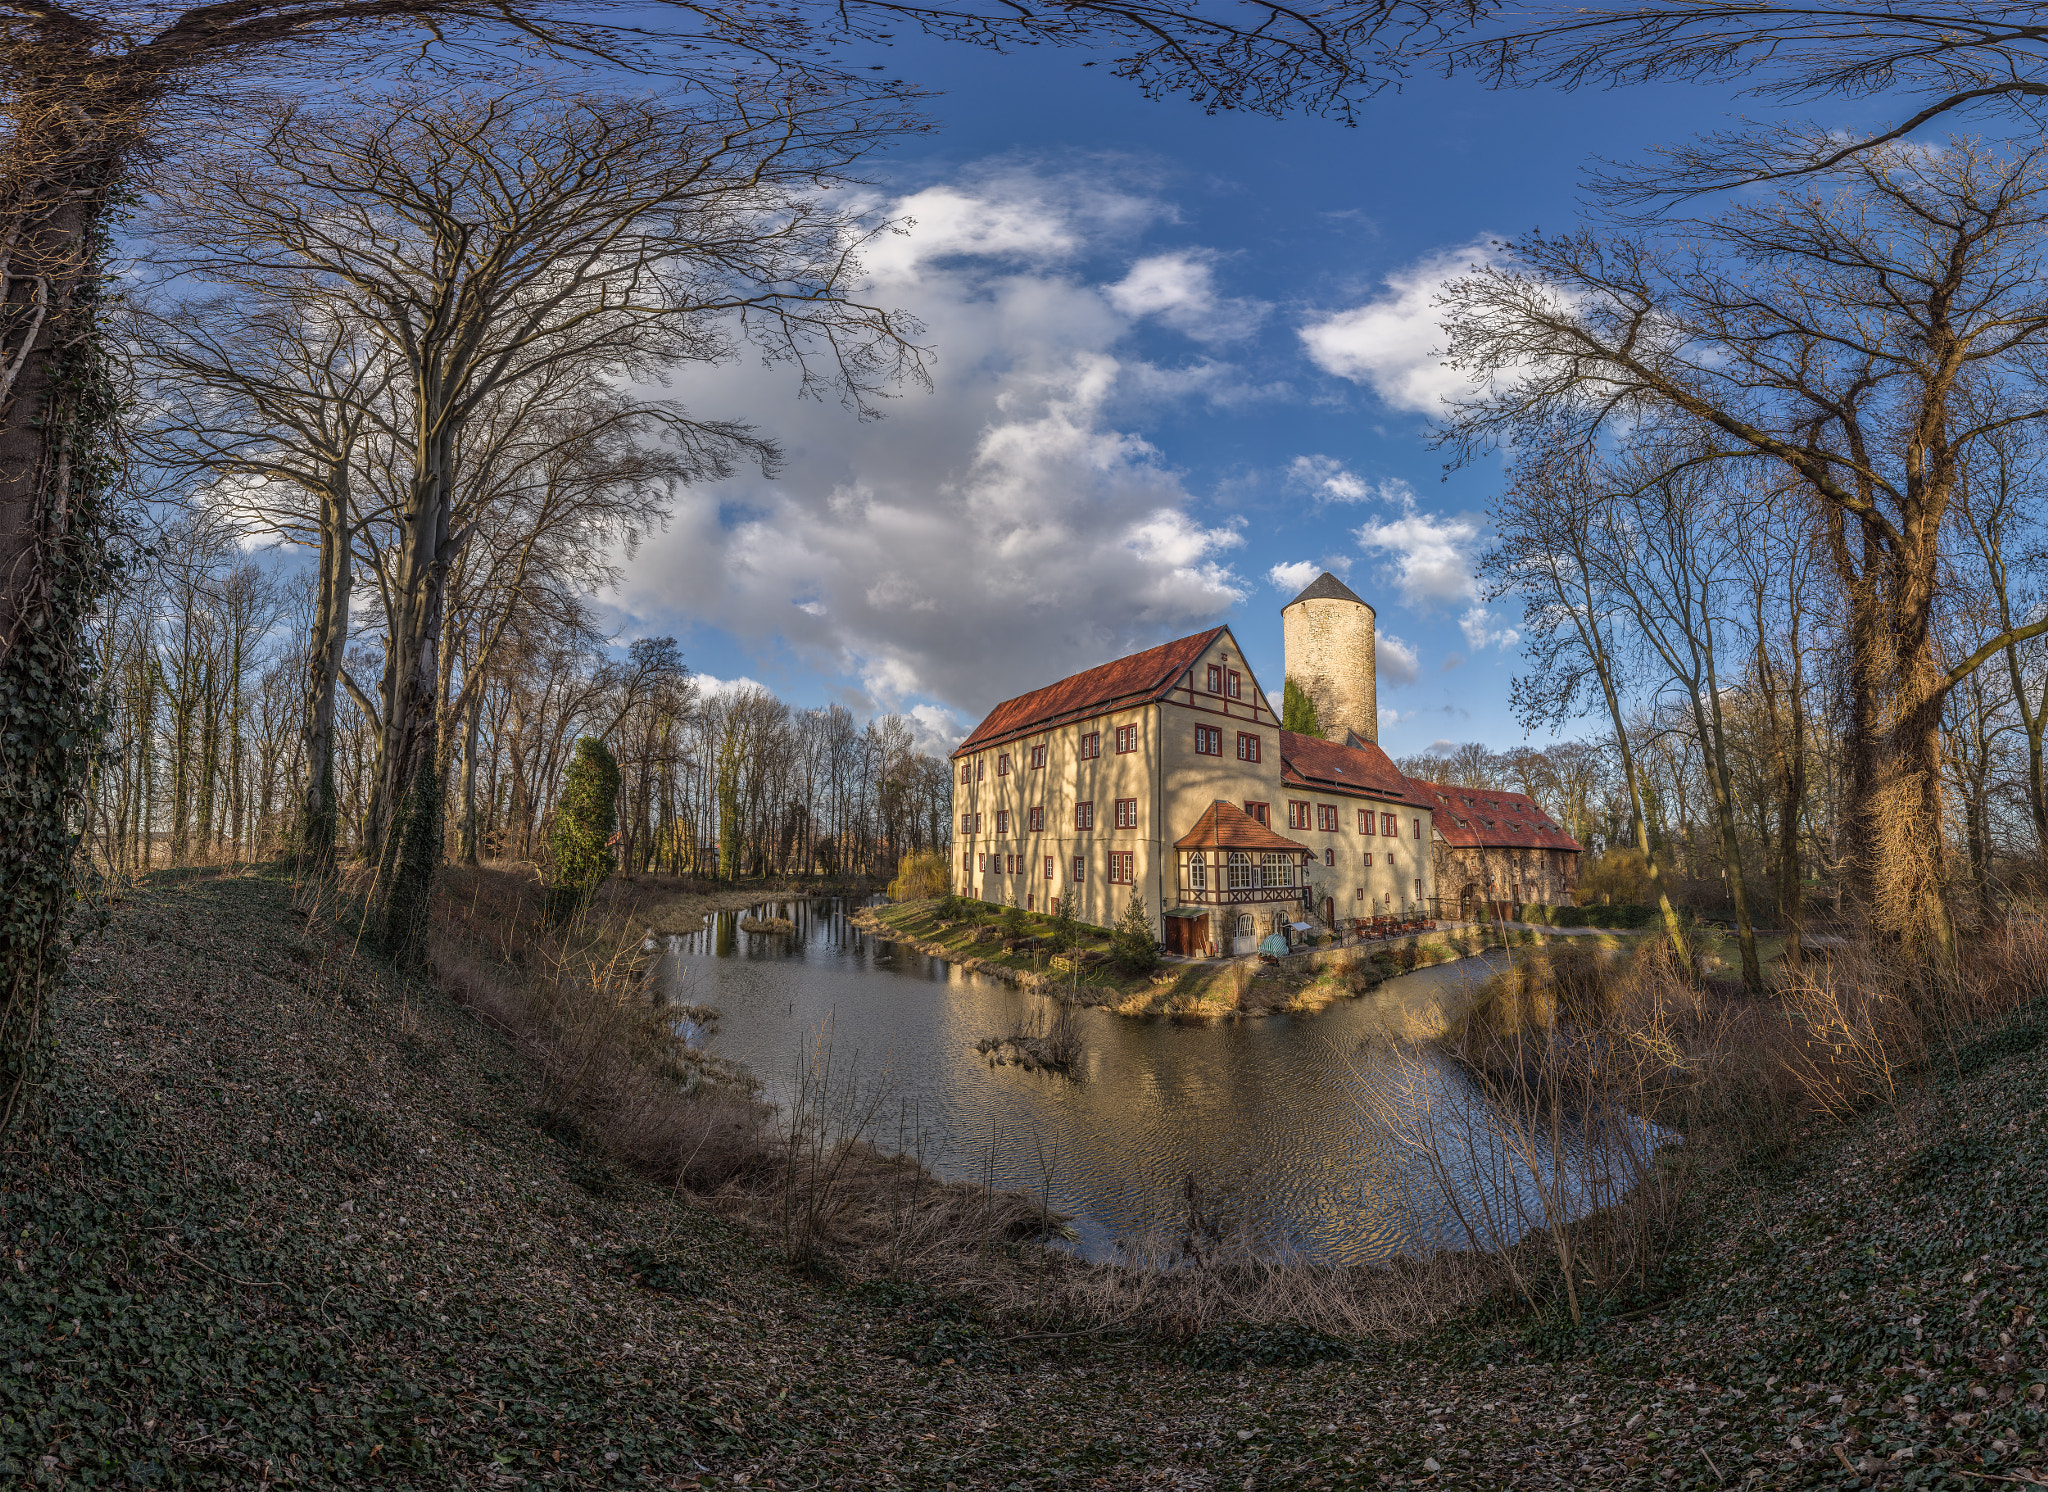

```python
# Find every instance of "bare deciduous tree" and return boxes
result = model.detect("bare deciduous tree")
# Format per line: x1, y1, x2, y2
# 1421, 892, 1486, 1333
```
1440, 140, 2048, 955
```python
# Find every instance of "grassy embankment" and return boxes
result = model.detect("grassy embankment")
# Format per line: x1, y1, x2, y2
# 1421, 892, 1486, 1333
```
3, 865, 2043, 1488
861, 897, 1557, 1016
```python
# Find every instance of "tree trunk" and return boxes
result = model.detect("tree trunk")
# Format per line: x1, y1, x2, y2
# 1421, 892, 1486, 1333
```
459, 686, 482, 866
1779, 637, 1807, 966
299, 490, 352, 871
0, 182, 120, 1135
377, 434, 461, 968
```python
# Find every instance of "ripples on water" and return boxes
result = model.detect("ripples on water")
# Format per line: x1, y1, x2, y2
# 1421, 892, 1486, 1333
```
659, 896, 1647, 1266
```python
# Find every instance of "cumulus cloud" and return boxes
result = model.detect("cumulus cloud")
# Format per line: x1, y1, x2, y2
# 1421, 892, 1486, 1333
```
1298, 239, 1497, 415
1378, 632, 1421, 686
863, 167, 1169, 283
1459, 605, 1522, 652
909, 703, 968, 754
1108, 250, 1267, 343
614, 164, 1254, 722
1287, 453, 1379, 503
1353, 483, 1485, 607
693, 672, 773, 698
1267, 560, 1321, 594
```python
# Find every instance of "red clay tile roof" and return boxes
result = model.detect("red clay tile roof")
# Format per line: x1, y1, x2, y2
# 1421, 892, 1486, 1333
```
1278, 730, 1417, 800
1406, 777, 1584, 853
951, 628, 1228, 758
1172, 800, 1314, 854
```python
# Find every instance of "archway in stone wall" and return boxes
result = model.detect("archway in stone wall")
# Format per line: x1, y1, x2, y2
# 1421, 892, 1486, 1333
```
1458, 882, 1480, 921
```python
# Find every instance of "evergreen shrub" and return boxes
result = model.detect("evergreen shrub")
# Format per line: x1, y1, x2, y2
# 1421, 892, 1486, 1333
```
547, 737, 621, 923
1112, 892, 1160, 974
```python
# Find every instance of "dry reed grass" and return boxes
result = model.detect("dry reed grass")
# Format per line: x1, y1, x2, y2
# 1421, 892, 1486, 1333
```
395, 863, 1065, 1276
1392, 913, 2048, 1326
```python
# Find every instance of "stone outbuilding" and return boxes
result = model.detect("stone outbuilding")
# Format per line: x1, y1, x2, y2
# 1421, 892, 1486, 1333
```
1408, 778, 1583, 918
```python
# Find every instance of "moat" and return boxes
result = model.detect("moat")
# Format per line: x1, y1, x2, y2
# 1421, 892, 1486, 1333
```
656, 895, 1585, 1265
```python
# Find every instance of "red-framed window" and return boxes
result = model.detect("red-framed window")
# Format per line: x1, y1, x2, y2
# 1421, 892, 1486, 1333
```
1027, 893, 1035, 912
1244, 801, 1269, 827
1072, 855, 1085, 881
998, 752, 1010, 775
1317, 804, 1339, 832
995, 810, 1010, 834
1194, 725, 1221, 755
961, 812, 972, 834
1287, 800, 1310, 830
959, 764, 971, 785
1381, 812, 1396, 837
1075, 800, 1094, 830
1030, 745, 1046, 769
1324, 847, 1335, 867
1108, 851, 1135, 884
1114, 723, 1138, 754
1355, 886, 1365, 901
963, 851, 972, 871
1028, 806, 1044, 832
1044, 855, 1055, 879
978, 853, 987, 871
1227, 670, 1242, 699
1414, 878, 1424, 900
1413, 817, 1423, 840
1079, 731, 1101, 759
976, 759, 985, 780
1114, 798, 1138, 829
1006, 854, 1015, 873
1365, 851, 1374, 867
1206, 664, 1222, 693
1236, 732, 1261, 763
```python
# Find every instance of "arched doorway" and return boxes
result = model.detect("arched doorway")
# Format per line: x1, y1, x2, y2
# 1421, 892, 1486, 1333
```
1458, 882, 1479, 921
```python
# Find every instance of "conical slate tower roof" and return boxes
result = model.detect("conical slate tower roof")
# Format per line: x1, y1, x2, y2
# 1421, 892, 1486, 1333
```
1284, 570, 1368, 608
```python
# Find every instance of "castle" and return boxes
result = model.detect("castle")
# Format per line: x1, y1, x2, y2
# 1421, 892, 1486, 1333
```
949, 572, 1579, 954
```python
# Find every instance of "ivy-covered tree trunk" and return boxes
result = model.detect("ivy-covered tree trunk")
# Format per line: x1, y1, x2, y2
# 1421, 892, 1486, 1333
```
0, 196, 122, 1136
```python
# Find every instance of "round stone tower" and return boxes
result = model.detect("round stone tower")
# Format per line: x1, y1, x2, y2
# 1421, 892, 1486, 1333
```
1281, 571, 1378, 745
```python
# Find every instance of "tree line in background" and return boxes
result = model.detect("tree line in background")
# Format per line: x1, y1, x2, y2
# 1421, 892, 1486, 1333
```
86, 513, 953, 889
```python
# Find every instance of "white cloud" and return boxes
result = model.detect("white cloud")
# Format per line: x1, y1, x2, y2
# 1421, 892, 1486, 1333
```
615, 164, 1253, 722
1459, 606, 1522, 651
1299, 239, 1498, 415
1286, 453, 1418, 507
1353, 483, 1485, 607
1267, 560, 1321, 594
909, 703, 967, 754
1108, 250, 1267, 343
862, 167, 1169, 284
693, 672, 772, 698
1378, 632, 1421, 685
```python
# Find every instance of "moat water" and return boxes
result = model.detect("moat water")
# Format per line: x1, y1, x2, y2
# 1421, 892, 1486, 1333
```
657, 896, 1624, 1266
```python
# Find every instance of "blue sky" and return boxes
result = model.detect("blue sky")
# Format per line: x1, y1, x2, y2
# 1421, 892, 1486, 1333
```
609, 36, 1903, 756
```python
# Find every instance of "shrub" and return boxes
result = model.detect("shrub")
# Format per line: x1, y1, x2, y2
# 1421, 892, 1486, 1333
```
1111, 891, 1160, 974
546, 737, 621, 923
1002, 894, 1026, 941
1048, 889, 1079, 953
888, 849, 951, 904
